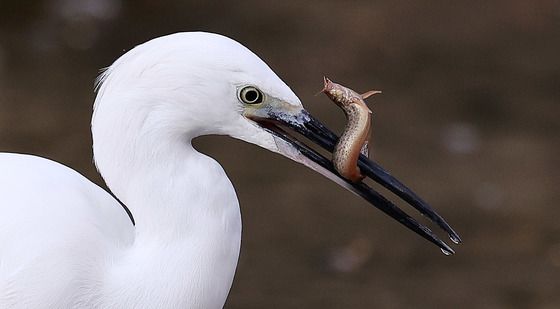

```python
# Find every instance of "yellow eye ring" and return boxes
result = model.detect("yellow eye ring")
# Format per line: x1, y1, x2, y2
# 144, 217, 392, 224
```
239, 86, 264, 104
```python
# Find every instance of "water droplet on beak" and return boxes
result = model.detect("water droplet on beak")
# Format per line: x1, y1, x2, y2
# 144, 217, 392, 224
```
450, 234, 461, 245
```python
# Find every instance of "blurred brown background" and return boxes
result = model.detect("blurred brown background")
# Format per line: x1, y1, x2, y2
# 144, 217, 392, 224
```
1, 1, 559, 308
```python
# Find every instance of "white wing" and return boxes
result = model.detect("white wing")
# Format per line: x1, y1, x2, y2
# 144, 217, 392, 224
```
0, 153, 134, 308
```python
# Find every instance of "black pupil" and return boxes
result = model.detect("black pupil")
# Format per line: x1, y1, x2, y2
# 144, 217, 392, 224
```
244, 89, 259, 103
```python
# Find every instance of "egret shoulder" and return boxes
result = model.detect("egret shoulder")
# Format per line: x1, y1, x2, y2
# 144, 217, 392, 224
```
0, 153, 133, 307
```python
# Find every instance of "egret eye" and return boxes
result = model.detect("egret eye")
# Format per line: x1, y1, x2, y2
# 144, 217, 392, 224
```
239, 86, 264, 104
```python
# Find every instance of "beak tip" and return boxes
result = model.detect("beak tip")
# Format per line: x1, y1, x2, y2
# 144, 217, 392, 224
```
449, 233, 462, 245
441, 247, 455, 256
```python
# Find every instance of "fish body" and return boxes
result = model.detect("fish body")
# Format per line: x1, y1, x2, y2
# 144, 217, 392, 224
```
322, 77, 380, 183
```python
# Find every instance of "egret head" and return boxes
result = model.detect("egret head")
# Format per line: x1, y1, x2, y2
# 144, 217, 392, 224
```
93, 32, 459, 253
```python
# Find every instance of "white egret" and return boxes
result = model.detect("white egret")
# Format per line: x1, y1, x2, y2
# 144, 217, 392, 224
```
0, 32, 460, 308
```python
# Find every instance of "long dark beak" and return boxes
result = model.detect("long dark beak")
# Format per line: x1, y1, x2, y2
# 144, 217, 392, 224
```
248, 108, 461, 255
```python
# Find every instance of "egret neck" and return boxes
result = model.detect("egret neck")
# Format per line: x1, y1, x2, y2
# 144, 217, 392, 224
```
93, 95, 241, 307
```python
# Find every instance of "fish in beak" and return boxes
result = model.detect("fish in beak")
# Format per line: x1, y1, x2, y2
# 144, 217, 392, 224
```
244, 96, 461, 255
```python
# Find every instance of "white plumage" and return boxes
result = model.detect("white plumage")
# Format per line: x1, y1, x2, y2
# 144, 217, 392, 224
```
1, 32, 303, 308
0, 31, 459, 308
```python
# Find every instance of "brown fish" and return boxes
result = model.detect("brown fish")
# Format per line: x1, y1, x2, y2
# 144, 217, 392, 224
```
322, 77, 381, 183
